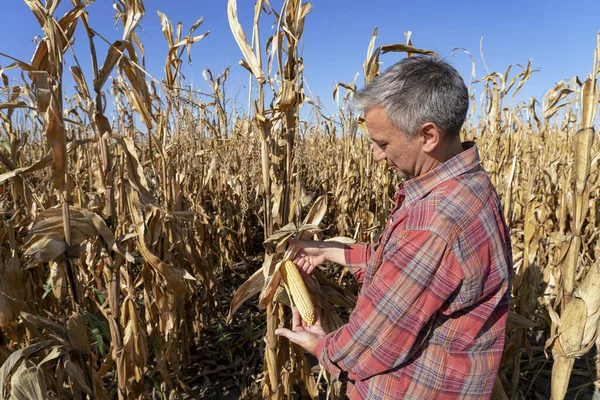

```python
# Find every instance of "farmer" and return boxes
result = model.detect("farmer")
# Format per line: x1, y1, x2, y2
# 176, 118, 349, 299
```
275, 55, 513, 399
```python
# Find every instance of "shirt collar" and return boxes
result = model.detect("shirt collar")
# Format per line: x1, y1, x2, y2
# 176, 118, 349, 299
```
396, 141, 480, 207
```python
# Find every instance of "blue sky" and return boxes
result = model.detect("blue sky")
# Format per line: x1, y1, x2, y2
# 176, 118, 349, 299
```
1, 0, 599, 119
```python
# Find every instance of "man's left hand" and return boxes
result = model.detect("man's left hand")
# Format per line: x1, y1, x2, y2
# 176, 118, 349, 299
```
275, 307, 327, 355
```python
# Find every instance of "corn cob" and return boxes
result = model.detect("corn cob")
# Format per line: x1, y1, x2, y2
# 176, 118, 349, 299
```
280, 261, 315, 325
67, 312, 91, 355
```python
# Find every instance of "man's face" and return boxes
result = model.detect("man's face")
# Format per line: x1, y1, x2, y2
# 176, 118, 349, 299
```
364, 107, 421, 180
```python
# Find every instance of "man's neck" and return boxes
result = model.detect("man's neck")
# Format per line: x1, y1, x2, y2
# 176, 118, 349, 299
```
417, 138, 464, 177
440, 138, 465, 162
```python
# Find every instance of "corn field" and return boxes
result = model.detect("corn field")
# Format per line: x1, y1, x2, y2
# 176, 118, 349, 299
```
0, 0, 599, 399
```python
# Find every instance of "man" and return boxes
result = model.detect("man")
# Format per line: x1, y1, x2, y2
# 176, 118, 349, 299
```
275, 55, 513, 399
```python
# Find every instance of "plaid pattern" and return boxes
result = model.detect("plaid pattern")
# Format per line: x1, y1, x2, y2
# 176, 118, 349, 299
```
315, 142, 513, 399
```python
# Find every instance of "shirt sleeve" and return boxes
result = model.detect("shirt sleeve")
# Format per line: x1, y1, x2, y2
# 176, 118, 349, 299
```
344, 242, 372, 282
316, 229, 464, 382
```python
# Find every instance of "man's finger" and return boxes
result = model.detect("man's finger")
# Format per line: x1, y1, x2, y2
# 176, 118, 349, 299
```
297, 260, 310, 278
295, 257, 307, 269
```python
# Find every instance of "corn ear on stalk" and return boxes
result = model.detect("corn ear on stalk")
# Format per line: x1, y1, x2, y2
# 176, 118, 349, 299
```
67, 312, 91, 355
280, 261, 315, 325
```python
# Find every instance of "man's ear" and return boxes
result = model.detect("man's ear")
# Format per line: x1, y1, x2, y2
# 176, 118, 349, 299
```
419, 122, 441, 153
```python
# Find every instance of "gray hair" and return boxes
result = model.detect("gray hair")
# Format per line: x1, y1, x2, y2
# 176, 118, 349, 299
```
353, 55, 469, 140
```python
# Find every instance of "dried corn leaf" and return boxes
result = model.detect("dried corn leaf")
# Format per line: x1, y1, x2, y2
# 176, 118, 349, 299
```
263, 222, 296, 253
0, 342, 51, 400
580, 77, 598, 128
121, 296, 148, 371
120, 60, 153, 128
302, 195, 327, 226
258, 263, 284, 310
227, 0, 265, 83
227, 265, 266, 323
20, 312, 68, 339
115, 137, 150, 199
120, 0, 145, 41
0, 139, 87, 185
380, 43, 435, 56
507, 311, 538, 329
157, 10, 175, 48
24, 236, 67, 267
574, 263, 600, 348
9, 361, 46, 400
5, 223, 24, 303
24, 207, 133, 266
0, 288, 13, 327
64, 359, 92, 395
126, 184, 194, 292
363, 28, 379, 85
94, 40, 130, 91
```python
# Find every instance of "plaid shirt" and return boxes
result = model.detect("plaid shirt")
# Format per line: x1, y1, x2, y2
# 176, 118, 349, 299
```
315, 142, 513, 399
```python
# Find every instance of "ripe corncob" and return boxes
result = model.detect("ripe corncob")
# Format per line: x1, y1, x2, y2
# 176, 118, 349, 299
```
280, 260, 315, 325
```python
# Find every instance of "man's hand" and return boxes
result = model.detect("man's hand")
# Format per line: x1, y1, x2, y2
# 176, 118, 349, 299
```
275, 307, 327, 356
289, 239, 349, 277
289, 239, 328, 277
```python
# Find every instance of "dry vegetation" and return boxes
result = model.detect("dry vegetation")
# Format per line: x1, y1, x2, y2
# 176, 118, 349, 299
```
0, 0, 599, 399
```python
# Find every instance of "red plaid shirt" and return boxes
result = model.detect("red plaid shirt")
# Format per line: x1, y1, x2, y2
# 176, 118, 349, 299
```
315, 142, 513, 399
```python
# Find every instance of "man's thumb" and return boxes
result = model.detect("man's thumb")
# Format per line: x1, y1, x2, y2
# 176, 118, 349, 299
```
275, 328, 290, 337
288, 238, 304, 248
289, 238, 319, 250
275, 328, 298, 343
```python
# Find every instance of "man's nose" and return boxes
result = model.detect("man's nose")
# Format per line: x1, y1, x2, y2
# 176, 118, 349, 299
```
372, 147, 385, 163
